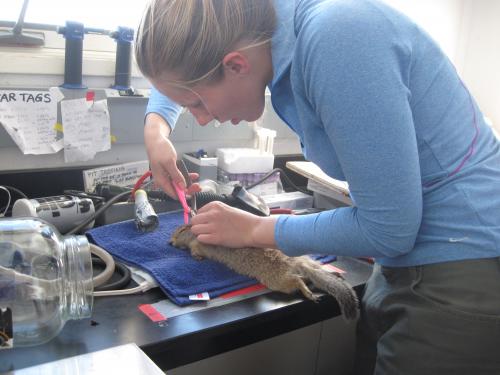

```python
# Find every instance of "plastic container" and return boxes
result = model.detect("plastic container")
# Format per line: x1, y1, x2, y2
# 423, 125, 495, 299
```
0, 217, 93, 348
261, 191, 314, 210
216, 148, 274, 174
254, 127, 276, 154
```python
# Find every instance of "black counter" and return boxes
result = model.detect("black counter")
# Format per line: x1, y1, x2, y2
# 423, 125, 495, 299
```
0, 257, 372, 373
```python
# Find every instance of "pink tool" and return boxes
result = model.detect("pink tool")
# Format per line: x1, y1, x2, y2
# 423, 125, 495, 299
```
174, 182, 190, 224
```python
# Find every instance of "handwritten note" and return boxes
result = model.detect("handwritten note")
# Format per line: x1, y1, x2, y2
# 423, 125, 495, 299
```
0, 90, 62, 154
60, 98, 111, 163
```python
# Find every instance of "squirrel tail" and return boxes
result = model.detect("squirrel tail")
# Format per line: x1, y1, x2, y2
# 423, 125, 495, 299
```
296, 259, 359, 321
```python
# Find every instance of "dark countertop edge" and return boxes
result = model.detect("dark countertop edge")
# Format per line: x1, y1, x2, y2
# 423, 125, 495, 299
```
143, 291, 356, 370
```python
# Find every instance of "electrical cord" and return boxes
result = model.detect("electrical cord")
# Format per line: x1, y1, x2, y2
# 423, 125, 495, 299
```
246, 167, 311, 195
0, 185, 29, 217
0, 243, 115, 294
65, 190, 131, 235
0, 186, 12, 217
65, 173, 155, 235
89, 243, 115, 288
92, 258, 154, 297
63, 190, 106, 207
131, 170, 152, 199
1, 185, 28, 199
92, 258, 131, 291
93, 282, 151, 297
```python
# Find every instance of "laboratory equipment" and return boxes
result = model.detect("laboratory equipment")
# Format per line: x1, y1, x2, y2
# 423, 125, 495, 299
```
12, 195, 96, 234
194, 185, 270, 217
182, 151, 218, 182
134, 189, 159, 232
58, 21, 86, 89
110, 26, 134, 91
0, 217, 92, 348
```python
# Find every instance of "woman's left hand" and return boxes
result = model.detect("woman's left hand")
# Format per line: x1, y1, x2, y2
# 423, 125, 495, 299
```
190, 201, 277, 249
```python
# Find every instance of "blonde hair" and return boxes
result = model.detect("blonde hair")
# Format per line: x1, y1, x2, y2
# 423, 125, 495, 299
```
135, 0, 276, 87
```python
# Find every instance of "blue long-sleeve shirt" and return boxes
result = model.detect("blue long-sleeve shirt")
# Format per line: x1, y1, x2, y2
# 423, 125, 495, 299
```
147, 0, 500, 267
146, 86, 182, 131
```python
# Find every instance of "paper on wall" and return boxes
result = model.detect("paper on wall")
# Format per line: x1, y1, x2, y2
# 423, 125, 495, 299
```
48, 87, 65, 102
0, 90, 62, 154
60, 98, 111, 163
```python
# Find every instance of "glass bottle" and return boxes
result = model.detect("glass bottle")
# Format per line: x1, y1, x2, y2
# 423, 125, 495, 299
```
0, 217, 93, 348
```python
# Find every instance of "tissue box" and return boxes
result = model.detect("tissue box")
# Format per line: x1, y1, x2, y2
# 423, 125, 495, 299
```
216, 148, 274, 174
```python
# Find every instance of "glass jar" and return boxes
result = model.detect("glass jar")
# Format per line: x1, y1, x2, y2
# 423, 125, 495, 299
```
0, 217, 93, 348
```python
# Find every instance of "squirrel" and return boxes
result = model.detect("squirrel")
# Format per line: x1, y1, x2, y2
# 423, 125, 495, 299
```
170, 224, 359, 321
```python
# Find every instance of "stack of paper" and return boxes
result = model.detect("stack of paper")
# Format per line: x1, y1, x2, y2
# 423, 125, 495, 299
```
286, 161, 352, 205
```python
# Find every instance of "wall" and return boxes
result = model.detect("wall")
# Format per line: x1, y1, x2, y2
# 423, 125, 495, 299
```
457, 0, 500, 132
384, 0, 500, 131
384, 0, 465, 64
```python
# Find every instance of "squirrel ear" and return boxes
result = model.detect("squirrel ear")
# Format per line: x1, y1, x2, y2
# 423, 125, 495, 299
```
180, 225, 190, 234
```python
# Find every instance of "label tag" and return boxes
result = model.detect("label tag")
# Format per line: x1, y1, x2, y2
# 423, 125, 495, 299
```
322, 263, 346, 274
138, 304, 166, 323
82, 160, 150, 192
188, 292, 210, 301
220, 284, 266, 299
0, 307, 13, 349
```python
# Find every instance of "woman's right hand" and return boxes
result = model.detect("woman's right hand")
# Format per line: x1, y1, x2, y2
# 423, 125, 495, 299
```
144, 113, 200, 199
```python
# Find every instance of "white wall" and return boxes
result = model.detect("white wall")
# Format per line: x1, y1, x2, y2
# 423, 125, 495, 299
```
457, 0, 500, 133
384, 0, 465, 64
384, 0, 500, 132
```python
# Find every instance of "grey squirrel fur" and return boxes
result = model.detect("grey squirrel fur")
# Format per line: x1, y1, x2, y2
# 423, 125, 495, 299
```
170, 224, 359, 320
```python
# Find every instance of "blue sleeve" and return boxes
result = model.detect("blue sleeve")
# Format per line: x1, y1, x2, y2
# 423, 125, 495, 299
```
146, 86, 182, 130
275, 3, 422, 259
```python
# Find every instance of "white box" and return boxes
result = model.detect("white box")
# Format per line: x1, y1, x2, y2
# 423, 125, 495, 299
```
262, 191, 314, 210
183, 152, 218, 167
216, 148, 274, 174
182, 152, 218, 181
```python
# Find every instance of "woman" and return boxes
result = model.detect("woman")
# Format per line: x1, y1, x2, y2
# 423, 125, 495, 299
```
135, 1, 500, 374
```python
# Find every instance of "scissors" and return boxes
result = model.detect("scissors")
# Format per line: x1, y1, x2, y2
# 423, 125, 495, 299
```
174, 159, 197, 223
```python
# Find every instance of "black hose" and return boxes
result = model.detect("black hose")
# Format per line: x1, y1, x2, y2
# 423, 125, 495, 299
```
65, 190, 131, 235
92, 258, 132, 291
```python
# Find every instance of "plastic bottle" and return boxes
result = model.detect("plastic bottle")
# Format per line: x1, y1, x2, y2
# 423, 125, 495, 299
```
0, 217, 93, 348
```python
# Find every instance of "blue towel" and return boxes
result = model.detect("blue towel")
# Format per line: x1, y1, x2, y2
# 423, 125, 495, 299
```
86, 211, 336, 305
